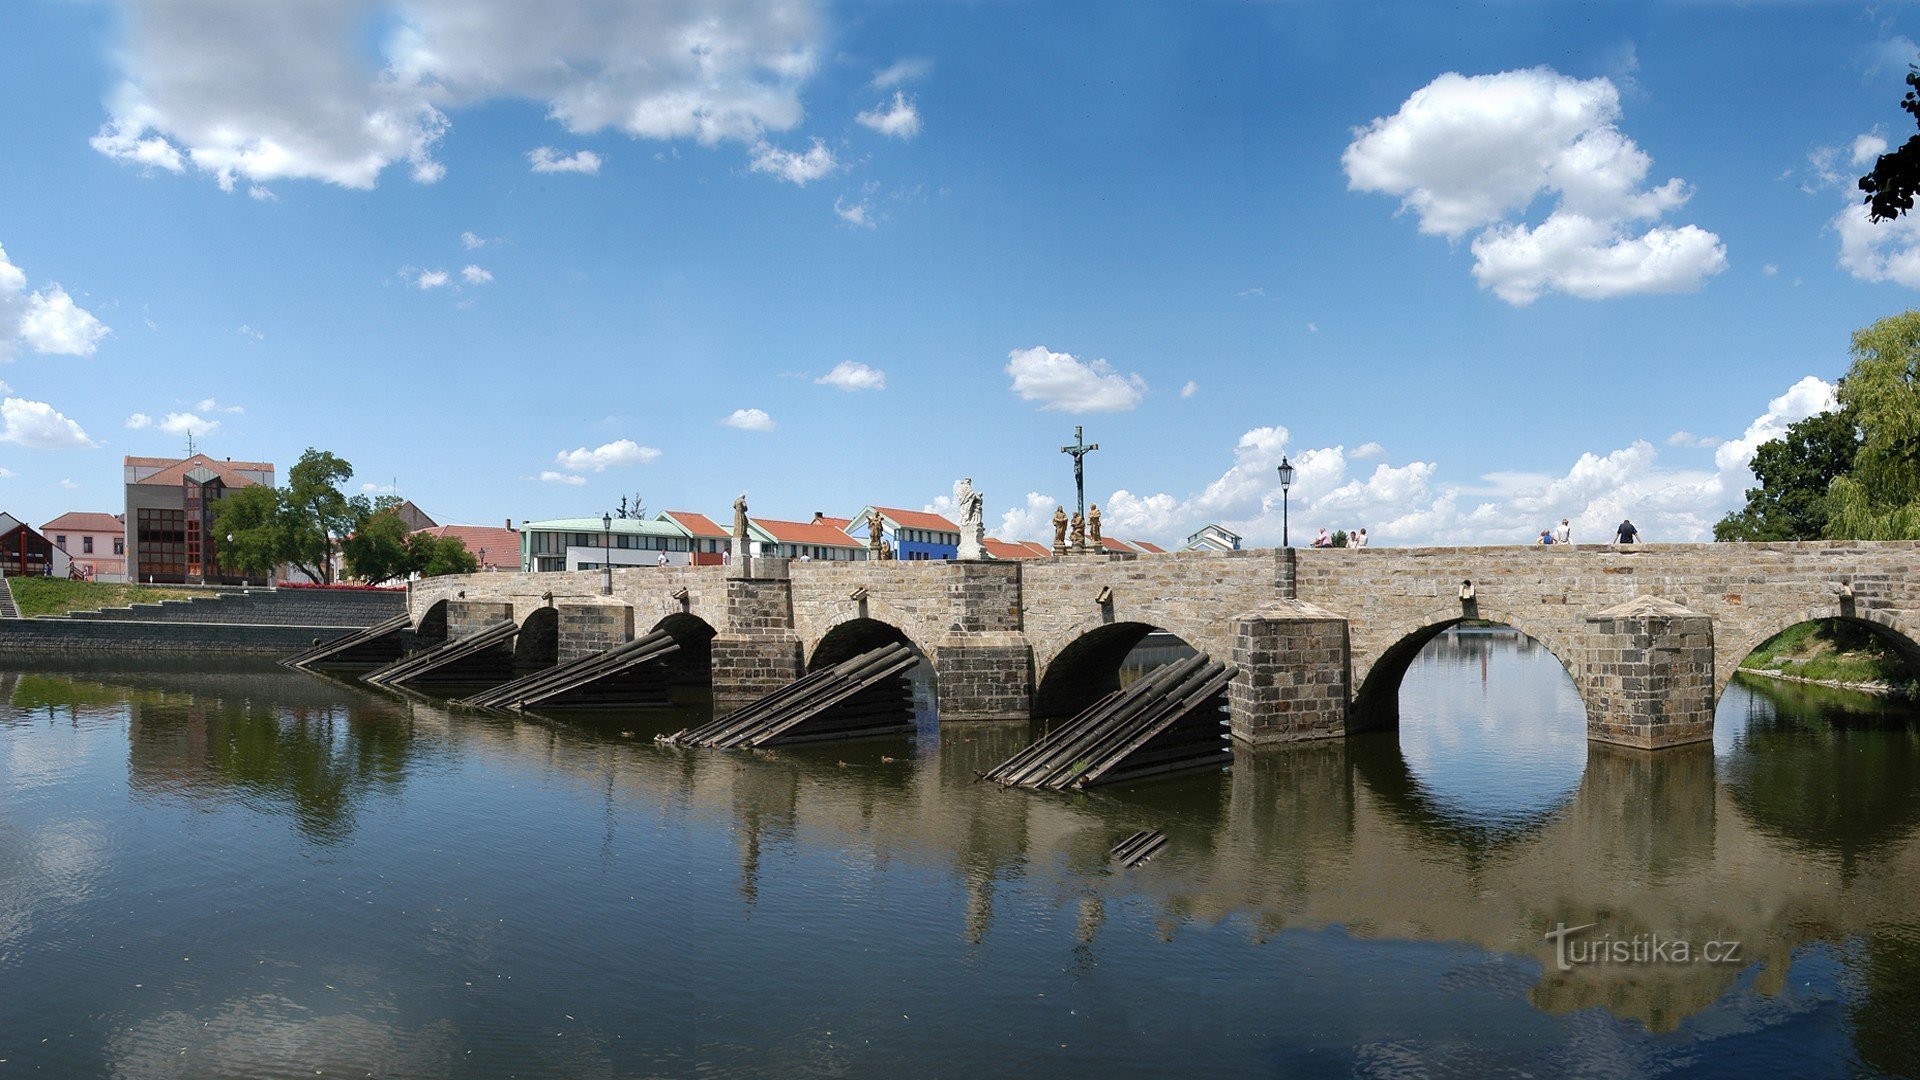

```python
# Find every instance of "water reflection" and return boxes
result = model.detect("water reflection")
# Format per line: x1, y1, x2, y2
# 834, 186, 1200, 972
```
4, 650, 1920, 1074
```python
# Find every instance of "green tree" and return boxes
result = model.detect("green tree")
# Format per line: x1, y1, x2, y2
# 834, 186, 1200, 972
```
410, 532, 480, 578
341, 508, 415, 585
1860, 68, 1920, 222
211, 483, 287, 581
1714, 408, 1861, 541
1826, 310, 1920, 539
281, 449, 359, 584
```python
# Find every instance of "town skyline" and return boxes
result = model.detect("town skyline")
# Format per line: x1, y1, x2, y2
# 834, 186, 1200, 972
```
3, 2, 1917, 545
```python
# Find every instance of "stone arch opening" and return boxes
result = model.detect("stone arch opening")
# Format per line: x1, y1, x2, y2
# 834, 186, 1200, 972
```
514, 607, 558, 669
808, 618, 929, 673
651, 612, 717, 686
1033, 622, 1200, 718
1351, 614, 1581, 732
414, 599, 449, 644
1720, 614, 1920, 711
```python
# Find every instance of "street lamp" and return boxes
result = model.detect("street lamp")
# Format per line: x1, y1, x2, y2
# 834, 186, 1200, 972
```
1277, 455, 1295, 548
602, 511, 613, 595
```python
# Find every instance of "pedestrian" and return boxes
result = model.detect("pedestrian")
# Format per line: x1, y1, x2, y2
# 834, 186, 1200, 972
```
1615, 518, 1640, 545
1352, 528, 1369, 548
1538, 530, 1553, 545
1553, 518, 1571, 546
1311, 527, 1332, 548
656, 552, 668, 567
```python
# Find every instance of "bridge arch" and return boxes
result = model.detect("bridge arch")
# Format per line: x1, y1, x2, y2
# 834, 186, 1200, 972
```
414, 598, 449, 643
1715, 602, 1920, 707
651, 612, 717, 686
1350, 605, 1586, 732
1032, 621, 1209, 718
513, 606, 558, 667
807, 617, 934, 673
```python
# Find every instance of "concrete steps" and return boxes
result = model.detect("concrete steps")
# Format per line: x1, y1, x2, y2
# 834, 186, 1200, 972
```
50, 587, 404, 628
0, 577, 17, 619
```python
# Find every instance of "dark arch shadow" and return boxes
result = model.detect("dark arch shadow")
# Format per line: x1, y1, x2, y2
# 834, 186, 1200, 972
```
1352, 617, 1578, 733
652, 612, 717, 686
809, 618, 926, 673
514, 607, 558, 669
1034, 622, 1198, 718
414, 599, 449, 645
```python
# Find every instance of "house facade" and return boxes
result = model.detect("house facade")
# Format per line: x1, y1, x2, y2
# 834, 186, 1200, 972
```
123, 454, 275, 584
42, 511, 127, 581
749, 516, 866, 561
844, 506, 961, 561
0, 513, 68, 578
1182, 523, 1242, 552
658, 511, 730, 565
412, 524, 519, 571
521, 517, 696, 571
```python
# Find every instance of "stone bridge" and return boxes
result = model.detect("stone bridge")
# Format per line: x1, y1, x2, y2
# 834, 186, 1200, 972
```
404, 541, 1920, 749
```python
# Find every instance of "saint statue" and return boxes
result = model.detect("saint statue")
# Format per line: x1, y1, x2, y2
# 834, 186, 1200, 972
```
954, 476, 986, 560
867, 508, 885, 556
731, 494, 750, 563
1070, 511, 1086, 552
1051, 505, 1069, 555
1088, 503, 1102, 548
880, 538, 895, 561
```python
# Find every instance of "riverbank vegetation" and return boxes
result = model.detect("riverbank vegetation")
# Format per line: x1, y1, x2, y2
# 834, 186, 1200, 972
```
1740, 620, 1918, 697
9, 578, 216, 618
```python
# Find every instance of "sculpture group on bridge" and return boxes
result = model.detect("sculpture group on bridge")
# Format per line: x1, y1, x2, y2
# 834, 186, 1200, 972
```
1051, 502, 1104, 555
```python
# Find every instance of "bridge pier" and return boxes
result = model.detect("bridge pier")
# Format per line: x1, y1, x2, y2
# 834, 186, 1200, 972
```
712, 559, 803, 709
446, 600, 513, 639
1583, 597, 1715, 749
935, 562, 1032, 720
557, 603, 632, 663
1226, 601, 1350, 745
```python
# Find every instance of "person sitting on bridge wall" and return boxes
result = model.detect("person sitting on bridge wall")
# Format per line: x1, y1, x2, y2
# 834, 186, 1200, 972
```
1538, 530, 1554, 545
1615, 518, 1640, 545
1554, 518, 1571, 545
1311, 528, 1332, 548
1351, 528, 1368, 547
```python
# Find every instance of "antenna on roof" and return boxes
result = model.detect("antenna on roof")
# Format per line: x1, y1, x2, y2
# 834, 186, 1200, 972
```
185, 431, 197, 457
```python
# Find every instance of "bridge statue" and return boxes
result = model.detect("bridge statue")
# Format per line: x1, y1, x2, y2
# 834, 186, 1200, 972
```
955, 477, 985, 560
732, 494, 749, 562
1051, 506, 1068, 555
867, 508, 884, 558
1088, 503, 1102, 549
1070, 511, 1085, 552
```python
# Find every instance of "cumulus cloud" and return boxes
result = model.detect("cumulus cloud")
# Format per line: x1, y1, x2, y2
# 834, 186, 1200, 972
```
871, 59, 931, 88
89, 0, 824, 191
749, 138, 836, 185
528, 146, 602, 174
125, 412, 151, 429
1351, 441, 1386, 460
159, 412, 218, 437
834, 198, 873, 227
0, 244, 110, 359
412, 269, 450, 289
1004, 346, 1146, 412
538, 470, 588, 486
1, 397, 95, 448
460, 231, 488, 250
856, 92, 921, 139
723, 407, 775, 431
997, 491, 1059, 543
461, 265, 492, 284
1089, 375, 1838, 548
196, 398, 244, 414
553, 438, 660, 472
816, 360, 884, 391
1665, 430, 1722, 449
1344, 67, 1726, 304
1180, 381, 1198, 399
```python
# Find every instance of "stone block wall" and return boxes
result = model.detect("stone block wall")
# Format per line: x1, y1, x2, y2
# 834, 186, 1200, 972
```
1583, 601, 1715, 749
1227, 601, 1351, 744
712, 574, 802, 707
558, 603, 632, 663
933, 634, 1032, 720
446, 600, 513, 640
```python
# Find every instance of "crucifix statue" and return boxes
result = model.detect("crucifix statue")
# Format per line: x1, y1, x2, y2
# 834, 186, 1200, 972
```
1060, 424, 1099, 534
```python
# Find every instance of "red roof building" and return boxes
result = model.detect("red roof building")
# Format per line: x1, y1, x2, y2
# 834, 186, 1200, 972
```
41, 511, 127, 580
412, 525, 519, 571
750, 517, 865, 561
659, 511, 731, 565
982, 537, 1052, 560
124, 453, 277, 584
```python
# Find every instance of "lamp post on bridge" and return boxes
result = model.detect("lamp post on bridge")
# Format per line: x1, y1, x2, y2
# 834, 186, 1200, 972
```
602, 511, 613, 596
1277, 455, 1295, 548
1061, 425, 1099, 530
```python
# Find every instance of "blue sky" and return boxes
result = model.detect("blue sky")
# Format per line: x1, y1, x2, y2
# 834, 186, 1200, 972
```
2, 1, 1918, 546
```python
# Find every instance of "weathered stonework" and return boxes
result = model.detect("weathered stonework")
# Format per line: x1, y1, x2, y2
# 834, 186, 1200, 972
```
557, 603, 633, 663
1227, 600, 1350, 744
446, 600, 512, 640
1584, 596, 1714, 749
712, 566, 802, 707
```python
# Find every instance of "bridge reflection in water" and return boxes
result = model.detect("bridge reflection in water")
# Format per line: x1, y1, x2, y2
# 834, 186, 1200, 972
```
4, 637, 1920, 1074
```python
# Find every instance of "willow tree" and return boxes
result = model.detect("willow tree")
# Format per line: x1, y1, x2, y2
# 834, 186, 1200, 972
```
1827, 311, 1920, 539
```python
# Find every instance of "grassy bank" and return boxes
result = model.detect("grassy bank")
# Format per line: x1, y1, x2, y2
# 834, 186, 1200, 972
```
1740, 619, 1918, 696
7, 578, 217, 618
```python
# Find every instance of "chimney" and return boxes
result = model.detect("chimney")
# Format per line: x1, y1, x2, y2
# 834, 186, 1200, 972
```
505, 518, 511, 529
813, 511, 824, 523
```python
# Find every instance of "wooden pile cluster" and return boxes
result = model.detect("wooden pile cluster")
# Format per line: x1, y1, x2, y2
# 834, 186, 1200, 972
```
282, 613, 411, 670
456, 630, 679, 711
663, 643, 918, 749
362, 620, 519, 688
982, 654, 1234, 790
1110, 830, 1169, 868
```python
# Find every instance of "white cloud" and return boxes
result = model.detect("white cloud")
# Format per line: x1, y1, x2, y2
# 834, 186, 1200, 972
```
871, 59, 931, 89
361, 481, 399, 494
997, 492, 1058, 542
0, 244, 110, 360
460, 231, 488, 250
722, 407, 775, 431
834, 198, 874, 227
1005, 346, 1146, 413
816, 360, 885, 391
159, 412, 219, 437
1853, 133, 1889, 166
856, 92, 921, 139
1833, 196, 1920, 287
461, 265, 493, 285
58, 478, 80, 490
125, 413, 151, 429
553, 438, 660, 472
413, 269, 450, 289
1351, 441, 1386, 460
1180, 381, 1198, 399
236, 324, 265, 342
1085, 375, 1838, 548
749, 138, 836, 185
195, 398, 244, 414
528, 146, 602, 174
0, 466, 14, 478
1665, 430, 1722, 449
89, 1, 822, 191
1763, 263, 1779, 276
538, 470, 588, 486
1344, 67, 1726, 304
1, 397, 95, 448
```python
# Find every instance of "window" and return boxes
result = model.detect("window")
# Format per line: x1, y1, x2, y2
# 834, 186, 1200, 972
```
83, 536, 94, 554
113, 538, 124, 555
55, 535, 66, 547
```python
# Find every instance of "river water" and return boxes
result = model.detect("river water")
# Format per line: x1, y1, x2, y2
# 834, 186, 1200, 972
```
3, 630, 1919, 1077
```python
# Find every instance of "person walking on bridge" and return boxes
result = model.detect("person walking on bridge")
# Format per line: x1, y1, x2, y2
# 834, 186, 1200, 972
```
1615, 518, 1639, 546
